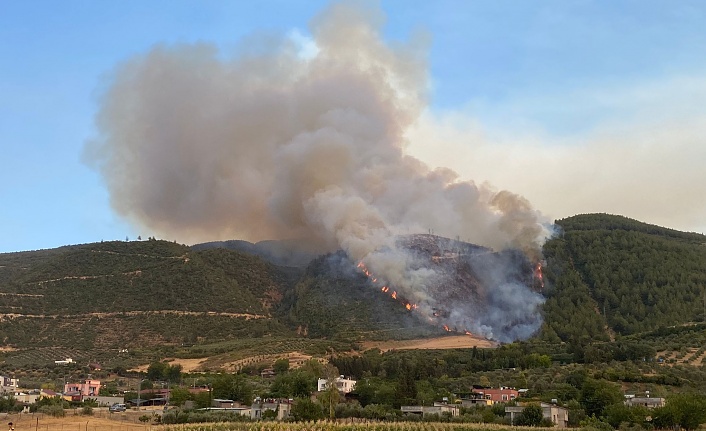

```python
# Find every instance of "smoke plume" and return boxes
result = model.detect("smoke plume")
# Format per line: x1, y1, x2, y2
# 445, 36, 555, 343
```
85, 1, 552, 341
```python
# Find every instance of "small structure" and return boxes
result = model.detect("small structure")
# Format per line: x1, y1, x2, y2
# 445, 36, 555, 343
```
505, 402, 569, 428
92, 396, 125, 407
472, 387, 519, 404
251, 398, 292, 420
54, 358, 74, 365
317, 376, 356, 394
212, 398, 236, 408
260, 368, 276, 378
625, 397, 665, 409
0, 376, 18, 393
40, 389, 59, 399
401, 402, 460, 418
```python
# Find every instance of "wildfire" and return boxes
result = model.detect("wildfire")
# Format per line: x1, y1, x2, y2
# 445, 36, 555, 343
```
465, 330, 472, 336
357, 260, 457, 335
534, 262, 545, 289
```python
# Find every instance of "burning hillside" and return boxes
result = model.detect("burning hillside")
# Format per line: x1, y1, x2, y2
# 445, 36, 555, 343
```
350, 234, 544, 342
85, 2, 552, 342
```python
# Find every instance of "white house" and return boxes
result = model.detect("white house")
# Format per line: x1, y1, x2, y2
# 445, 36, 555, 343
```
317, 376, 356, 394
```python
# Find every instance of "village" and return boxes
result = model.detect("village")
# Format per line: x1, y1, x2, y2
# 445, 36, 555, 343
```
1, 364, 668, 429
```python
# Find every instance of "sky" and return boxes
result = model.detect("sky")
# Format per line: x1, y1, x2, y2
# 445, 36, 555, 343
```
2, 0, 705, 253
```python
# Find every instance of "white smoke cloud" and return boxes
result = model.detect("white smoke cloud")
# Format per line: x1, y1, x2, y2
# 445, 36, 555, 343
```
85, 1, 552, 341
406, 77, 706, 234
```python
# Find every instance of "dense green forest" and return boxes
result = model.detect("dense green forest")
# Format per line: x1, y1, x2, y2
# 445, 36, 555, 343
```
542, 214, 706, 348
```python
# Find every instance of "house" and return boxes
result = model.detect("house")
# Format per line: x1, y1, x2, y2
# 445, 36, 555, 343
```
251, 398, 292, 420
472, 387, 519, 404
0, 376, 18, 393
505, 403, 569, 428
64, 379, 101, 397
40, 389, 59, 399
460, 397, 493, 407
625, 397, 665, 409
260, 368, 276, 378
212, 398, 237, 408
317, 376, 356, 394
13, 391, 39, 404
401, 402, 460, 417
54, 358, 74, 365
93, 396, 125, 407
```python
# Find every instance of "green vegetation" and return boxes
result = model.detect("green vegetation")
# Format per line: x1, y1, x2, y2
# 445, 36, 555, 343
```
542, 213, 706, 348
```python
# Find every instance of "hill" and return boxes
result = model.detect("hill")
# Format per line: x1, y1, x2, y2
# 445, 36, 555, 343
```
2, 213, 706, 372
541, 213, 706, 349
0, 239, 299, 351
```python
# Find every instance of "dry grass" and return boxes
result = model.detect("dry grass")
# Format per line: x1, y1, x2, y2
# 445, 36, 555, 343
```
361, 335, 496, 351
1, 411, 162, 431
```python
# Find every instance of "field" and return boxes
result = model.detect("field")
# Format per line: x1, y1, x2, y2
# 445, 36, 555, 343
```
0, 411, 152, 431
0, 414, 555, 431
361, 335, 496, 352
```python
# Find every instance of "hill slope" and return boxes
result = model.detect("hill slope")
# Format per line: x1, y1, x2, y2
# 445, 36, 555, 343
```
542, 213, 706, 345
0, 240, 298, 349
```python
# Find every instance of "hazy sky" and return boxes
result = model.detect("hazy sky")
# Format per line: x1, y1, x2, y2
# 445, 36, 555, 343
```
2, 0, 705, 253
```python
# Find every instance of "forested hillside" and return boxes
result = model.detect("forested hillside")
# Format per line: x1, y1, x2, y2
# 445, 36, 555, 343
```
542, 213, 706, 346
0, 240, 299, 348
282, 253, 443, 340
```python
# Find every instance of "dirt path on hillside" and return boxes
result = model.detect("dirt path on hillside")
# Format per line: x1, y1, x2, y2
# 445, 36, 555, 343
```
362, 335, 496, 351
0, 310, 267, 322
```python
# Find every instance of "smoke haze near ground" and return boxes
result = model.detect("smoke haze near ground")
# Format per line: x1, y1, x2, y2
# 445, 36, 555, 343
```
85, 1, 552, 341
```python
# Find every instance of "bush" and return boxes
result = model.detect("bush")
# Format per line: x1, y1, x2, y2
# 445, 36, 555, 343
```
38, 404, 65, 417
81, 406, 93, 416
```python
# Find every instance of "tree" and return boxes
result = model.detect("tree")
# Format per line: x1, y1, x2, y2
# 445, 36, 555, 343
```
147, 362, 168, 381
580, 378, 623, 418
394, 360, 417, 408
273, 358, 290, 374
168, 387, 193, 407
291, 398, 324, 421
166, 364, 183, 383
322, 364, 340, 420
653, 393, 706, 431
516, 404, 544, 426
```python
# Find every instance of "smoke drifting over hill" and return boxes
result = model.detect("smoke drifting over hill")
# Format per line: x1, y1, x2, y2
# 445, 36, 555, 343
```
86, 2, 552, 341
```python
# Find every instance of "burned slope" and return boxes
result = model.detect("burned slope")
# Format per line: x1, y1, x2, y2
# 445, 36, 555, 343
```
282, 253, 444, 341
285, 235, 544, 342
394, 235, 544, 342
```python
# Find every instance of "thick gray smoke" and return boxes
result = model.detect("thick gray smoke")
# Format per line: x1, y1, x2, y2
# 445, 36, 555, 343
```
85, 2, 551, 341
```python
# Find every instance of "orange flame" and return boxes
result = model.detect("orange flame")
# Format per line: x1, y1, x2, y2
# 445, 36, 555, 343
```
464, 330, 472, 336
391, 291, 397, 299
535, 262, 545, 288
405, 303, 411, 310
443, 325, 451, 332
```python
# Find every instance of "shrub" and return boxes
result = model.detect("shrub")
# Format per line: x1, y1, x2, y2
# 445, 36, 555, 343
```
38, 404, 65, 417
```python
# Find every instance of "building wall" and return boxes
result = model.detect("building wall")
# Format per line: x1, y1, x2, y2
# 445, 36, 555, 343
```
317, 377, 356, 394
64, 379, 101, 397
472, 388, 519, 403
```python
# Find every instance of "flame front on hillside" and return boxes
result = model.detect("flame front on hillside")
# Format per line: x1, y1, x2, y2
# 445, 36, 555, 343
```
357, 260, 475, 336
